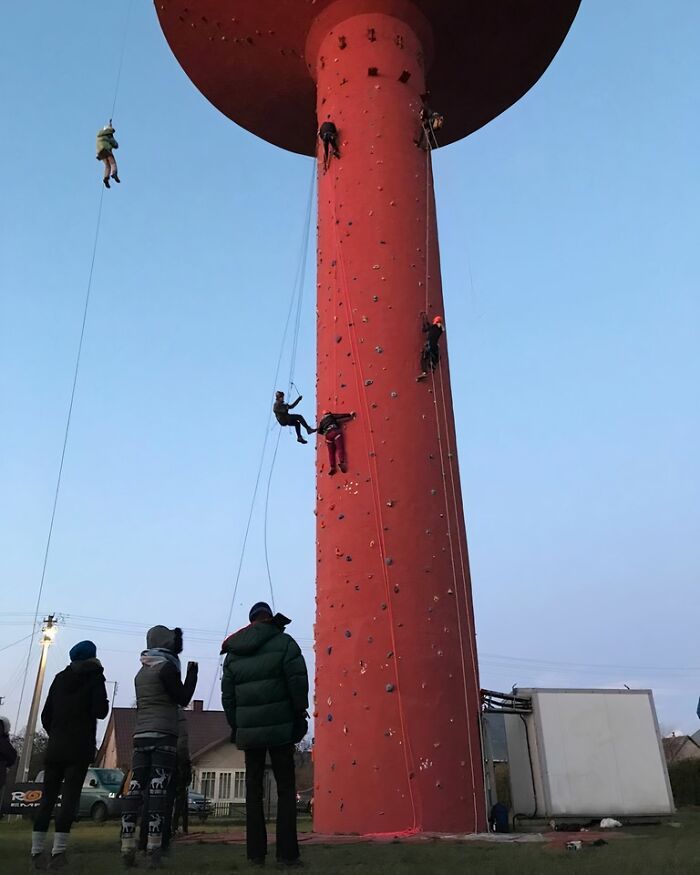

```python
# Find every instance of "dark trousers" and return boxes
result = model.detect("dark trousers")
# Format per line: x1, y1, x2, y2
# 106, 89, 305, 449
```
245, 744, 299, 863
121, 738, 177, 852
325, 428, 346, 471
321, 133, 339, 164
34, 761, 89, 833
420, 343, 440, 373
282, 414, 311, 440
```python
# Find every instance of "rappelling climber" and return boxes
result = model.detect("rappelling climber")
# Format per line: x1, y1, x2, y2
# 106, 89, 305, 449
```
417, 314, 444, 381
415, 95, 444, 150
317, 410, 356, 475
318, 120, 340, 171
96, 122, 120, 188
273, 391, 316, 444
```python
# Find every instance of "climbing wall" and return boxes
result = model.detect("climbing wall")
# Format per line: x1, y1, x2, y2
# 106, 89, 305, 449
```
312, 10, 487, 834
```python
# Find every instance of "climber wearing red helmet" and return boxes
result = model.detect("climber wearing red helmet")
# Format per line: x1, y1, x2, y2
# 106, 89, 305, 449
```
417, 314, 444, 381
317, 410, 356, 475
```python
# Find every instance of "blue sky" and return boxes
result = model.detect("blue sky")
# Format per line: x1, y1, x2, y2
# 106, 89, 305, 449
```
1, 1, 698, 739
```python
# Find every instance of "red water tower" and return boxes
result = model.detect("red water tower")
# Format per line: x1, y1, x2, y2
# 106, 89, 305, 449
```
156, 0, 580, 835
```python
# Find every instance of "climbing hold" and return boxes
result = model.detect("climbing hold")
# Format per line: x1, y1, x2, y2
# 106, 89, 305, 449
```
327, 646, 333, 655
372, 264, 380, 270
390, 391, 398, 398
372, 295, 379, 302
364, 379, 373, 386
375, 346, 383, 353
386, 651, 393, 659
380, 602, 387, 610
327, 714, 333, 722
386, 500, 394, 507
345, 630, 352, 638
385, 557, 393, 566
345, 555, 353, 562
386, 684, 395, 693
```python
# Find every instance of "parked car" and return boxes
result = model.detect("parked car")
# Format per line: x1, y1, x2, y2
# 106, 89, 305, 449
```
35, 767, 124, 823
296, 788, 313, 814
187, 790, 213, 822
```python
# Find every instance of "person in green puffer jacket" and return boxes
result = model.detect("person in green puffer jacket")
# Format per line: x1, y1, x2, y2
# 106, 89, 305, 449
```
221, 602, 309, 869
95, 124, 120, 188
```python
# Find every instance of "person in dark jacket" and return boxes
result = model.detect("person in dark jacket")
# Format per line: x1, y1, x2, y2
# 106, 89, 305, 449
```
30, 640, 109, 869
415, 95, 444, 150
317, 410, 356, 475
417, 314, 444, 381
0, 716, 17, 809
318, 120, 340, 171
121, 626, 198, 869
221, 602, 309, 868
274, 391, 316, 444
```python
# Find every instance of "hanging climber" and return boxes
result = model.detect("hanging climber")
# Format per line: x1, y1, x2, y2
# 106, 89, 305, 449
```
415, 95, 444, 150
96, 123, 120, 188
417, 314, 444, 381
318, 120, 340, 171
317, 410, 356, 475
273, 391, 316, 444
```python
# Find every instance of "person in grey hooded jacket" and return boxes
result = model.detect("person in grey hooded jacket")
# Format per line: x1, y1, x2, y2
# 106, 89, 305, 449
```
120, 626, 197, 869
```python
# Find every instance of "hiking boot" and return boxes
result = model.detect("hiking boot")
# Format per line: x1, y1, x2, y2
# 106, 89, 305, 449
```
48, 854, 68, 870
297, 436, 308, 444
122, 849, 138, 869
328, 467, 337, 477
111, 173, 121, 183
339, 462, 347, 474
103, 177, 111, 189
146, 849, 162, 870
306, 426, 317, 434
248, 859, 266, 868
276, 859, 303, 869
31, 855, 47, 871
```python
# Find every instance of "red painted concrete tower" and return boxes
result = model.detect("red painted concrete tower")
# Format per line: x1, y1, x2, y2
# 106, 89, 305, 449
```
156, 0, 580, 835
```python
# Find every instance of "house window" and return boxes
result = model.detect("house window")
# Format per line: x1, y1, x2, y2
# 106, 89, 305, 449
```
219, 772, 232, 800
233, 770, 246, 802
200, 771, 216, 799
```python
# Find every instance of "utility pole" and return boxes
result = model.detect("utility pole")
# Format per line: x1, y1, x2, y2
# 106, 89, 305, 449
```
16, 615, 57, 782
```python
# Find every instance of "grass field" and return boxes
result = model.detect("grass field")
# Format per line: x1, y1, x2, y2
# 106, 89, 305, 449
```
1, 810, 699, 874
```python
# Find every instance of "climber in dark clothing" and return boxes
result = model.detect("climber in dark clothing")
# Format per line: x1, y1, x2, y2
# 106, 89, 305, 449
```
317, 411, 356, 475
31, 640, 109, 869
417, 314, 444, 381
319, 120, 340, 170
274, 391, 316, 444
415, 96, 444, 150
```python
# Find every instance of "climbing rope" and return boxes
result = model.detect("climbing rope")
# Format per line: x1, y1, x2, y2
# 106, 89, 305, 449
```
206, 160, 316, 708
423, 134, 483, 826
14, 4, 134, 731
330, 198, 422, 832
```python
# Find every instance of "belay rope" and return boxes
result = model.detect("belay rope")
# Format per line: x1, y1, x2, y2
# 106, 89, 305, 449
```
423, 133, 484, 826
206, 160, 316, 707
14, 0, 134, 731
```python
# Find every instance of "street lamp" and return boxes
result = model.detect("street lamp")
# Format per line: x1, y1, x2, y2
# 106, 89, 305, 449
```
16, 615, 58, 782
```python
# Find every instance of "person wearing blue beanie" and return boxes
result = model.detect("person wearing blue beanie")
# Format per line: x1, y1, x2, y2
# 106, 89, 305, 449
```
69, 640, 97, 662
30, 641, 108, 869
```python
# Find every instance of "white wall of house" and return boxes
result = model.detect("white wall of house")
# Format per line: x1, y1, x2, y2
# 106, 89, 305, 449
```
192, 741, 247, 802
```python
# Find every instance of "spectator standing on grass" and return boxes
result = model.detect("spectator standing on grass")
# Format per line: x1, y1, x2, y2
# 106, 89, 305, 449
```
221, 601, 309, 869
0, 716, 17, 812
30, 640, 109, 870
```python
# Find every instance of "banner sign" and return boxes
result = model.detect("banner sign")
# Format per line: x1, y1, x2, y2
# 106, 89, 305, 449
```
1, 783, 62, 815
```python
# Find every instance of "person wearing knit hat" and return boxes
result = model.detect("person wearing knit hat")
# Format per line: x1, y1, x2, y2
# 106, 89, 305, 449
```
221, 603, 309, 868
30, 641, 108, 870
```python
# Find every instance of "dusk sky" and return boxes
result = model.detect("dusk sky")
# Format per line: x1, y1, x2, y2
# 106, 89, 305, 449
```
1, 1, 698, 742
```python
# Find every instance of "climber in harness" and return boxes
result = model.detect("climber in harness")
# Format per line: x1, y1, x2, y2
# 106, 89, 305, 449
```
318, 120, 340, 171
417, 314, 444, 381
415, 95, 444, 150
96, 123, 120, 188
317, 411, 356, 476
273, 391, 316, 444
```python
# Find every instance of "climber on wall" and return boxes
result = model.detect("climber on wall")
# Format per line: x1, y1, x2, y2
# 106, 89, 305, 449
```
273, 391, 316, 444
318, 120, 340, 171
317, 410, 356, 475
417, 314, 444, 381
96, 123, 120, 188
415, 94, 444, 150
